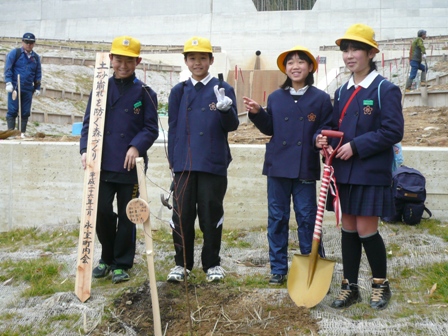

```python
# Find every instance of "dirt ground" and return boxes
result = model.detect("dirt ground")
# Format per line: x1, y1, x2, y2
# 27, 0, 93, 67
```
3, 105, 448, 147
99, 281, 318, 335
229, 105, 448, 147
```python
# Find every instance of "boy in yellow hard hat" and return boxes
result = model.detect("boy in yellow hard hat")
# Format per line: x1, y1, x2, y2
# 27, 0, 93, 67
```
243, 46, 333, 285
80, 36, 159, 284
167, 36, 239, 283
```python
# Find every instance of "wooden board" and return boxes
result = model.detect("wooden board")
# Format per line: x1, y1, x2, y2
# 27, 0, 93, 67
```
134, 157, 162, 336
75, 52, 110, 303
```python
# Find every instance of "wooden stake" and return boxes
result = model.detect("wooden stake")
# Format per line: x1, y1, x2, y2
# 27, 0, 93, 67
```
17, 74, 21, 134
75, 52, 110, 303
133, 157, 162, 336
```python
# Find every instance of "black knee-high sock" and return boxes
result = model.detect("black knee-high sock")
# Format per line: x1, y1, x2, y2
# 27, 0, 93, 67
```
341, 229, 362, 284
361, 231, 387, 279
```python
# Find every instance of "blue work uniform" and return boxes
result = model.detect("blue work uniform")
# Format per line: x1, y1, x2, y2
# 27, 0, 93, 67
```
168, 75, 239, 272
331, 72, 404, 216
4, 47, 42, 119
249, 85, 333, 276
80, 74, 159, 271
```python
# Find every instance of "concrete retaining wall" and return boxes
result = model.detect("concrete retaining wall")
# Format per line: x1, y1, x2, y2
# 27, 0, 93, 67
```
0, 142, 446, 232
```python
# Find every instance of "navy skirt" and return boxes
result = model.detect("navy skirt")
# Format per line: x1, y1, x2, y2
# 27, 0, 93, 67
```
327, 183, 395, 217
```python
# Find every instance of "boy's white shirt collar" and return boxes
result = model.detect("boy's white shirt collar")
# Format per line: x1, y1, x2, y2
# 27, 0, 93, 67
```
190, 73, 212, 86
347, 70, 379, 89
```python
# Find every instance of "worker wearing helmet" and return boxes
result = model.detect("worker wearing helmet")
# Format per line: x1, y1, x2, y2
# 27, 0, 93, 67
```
406, 30, 428, 90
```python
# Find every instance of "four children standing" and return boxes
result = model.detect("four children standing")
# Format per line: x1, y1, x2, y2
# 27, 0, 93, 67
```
82, 28, 403, 311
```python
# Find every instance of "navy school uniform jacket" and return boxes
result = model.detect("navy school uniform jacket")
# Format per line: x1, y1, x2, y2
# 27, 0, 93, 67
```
331, 75, 404, 186
80, 75, 159, 174
248, 86, 333, 180
168, 77, 239, 176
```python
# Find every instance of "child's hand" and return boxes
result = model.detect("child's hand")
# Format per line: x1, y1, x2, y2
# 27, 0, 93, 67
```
81, 153, 87, 170
336, 143, 353, 160
124, 146, 139, 171
214, 85, 233, 111
243, 96, 260, 114
315, 134, 328, 149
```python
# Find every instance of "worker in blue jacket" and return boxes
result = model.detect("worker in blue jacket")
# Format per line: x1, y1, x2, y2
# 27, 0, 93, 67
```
328, 23, 404, 310
80, 36, 159, 284
167, 36, 239, 283
243, 46, 333, 285
4, 32, 42, 138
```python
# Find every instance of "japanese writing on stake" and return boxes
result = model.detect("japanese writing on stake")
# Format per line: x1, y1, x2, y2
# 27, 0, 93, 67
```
80, 60, 109, 265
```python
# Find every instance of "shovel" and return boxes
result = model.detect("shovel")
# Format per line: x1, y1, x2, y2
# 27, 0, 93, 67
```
287, 129, 344, 308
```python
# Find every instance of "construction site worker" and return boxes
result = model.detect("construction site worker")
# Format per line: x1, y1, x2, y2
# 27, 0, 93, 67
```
243, 46, 333, 285
405, 29, 428, 90
4, 32, 42, 138
167, 36, 239, 283
329, 23, 404, 310
80, 36, 159, 284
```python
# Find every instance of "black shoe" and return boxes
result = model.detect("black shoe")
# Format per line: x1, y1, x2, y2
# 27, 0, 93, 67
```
331, 279, 362, 309
112, 269, 130, 284
269, 274, 286, 285
370, 278, 392, 310
92, 262, 111, 278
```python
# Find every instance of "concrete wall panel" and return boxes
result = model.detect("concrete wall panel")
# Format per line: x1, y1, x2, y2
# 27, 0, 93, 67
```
1, 142, 447, 232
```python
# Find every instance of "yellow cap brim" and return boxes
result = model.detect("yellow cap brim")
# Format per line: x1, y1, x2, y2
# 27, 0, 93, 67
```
335, 35, 380, 53
276, 47, 318, 74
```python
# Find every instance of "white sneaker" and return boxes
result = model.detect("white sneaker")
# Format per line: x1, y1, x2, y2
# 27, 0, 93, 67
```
21, 133, 26, 139
167, 265, 190, 282
206, 266, 226, 282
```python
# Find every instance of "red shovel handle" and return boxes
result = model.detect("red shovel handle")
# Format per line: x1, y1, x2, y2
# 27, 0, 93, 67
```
321, 130, 343, 138
321, 130, 344, 165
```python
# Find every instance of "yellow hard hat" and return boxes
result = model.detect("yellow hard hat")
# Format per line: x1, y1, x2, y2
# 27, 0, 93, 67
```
277, 45, 318, 74
110, 36, 141, 57
335, 23, 380, 53
183, 36, 213, 54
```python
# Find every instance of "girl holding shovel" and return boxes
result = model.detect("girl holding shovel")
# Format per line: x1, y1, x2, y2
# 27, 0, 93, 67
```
328, 23, 404, 310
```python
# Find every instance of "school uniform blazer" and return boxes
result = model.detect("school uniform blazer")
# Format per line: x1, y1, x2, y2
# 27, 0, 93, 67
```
249, 86, 333, 180
80, 77, 159, 174
168, 78, 239, 176
331, 75, 404, 186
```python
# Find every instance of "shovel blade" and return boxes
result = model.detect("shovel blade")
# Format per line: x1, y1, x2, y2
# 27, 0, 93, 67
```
287, 254, 335, 308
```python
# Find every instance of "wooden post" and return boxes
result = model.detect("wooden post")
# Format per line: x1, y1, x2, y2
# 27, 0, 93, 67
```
75, 52, 110, 303
17, 74, 21, 133
134, 157, 162, 336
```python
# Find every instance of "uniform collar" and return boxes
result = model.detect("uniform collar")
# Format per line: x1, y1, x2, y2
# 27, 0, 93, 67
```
288, 85, 309, 96
190, 73, 212, 86
347, 70, 379, 89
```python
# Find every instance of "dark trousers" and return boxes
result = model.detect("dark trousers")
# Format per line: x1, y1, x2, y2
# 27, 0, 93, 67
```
171, 171, 227, 272
96, 180, 138, 270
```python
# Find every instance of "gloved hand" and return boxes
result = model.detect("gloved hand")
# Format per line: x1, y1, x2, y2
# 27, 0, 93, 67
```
423, 54, 427, 59
6, 82, 13, 93
214, 85, 233, 111
34, 90, 41, 96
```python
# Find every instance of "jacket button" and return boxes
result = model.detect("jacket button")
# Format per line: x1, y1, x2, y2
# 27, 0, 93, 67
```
297, 141, 302, 146
285, 117, 289, 121
355, 112, 359, 116
106, 131, 110, 135
282, 141, 286, 146
202, 108, 205, 111
200, 132, 204, 136
120, 133, 124, 138
299, 117, 304, 121
188, 107, 192, 111
124, 109, 128, 113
